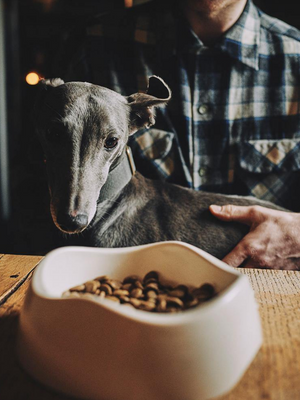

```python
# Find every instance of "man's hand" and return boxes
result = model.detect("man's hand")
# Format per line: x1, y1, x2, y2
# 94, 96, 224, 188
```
209, 204, 300, 270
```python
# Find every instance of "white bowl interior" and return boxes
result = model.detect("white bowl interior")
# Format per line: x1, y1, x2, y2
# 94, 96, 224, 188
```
34, 241, 239, 299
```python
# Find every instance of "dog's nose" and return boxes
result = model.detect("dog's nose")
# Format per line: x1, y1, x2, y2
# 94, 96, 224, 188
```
56, 212, 89, 233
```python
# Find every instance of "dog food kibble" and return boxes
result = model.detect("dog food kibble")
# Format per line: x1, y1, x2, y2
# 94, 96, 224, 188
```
62, 271, 216, 313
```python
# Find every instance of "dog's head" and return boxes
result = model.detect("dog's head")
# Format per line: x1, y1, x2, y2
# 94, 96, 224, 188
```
34, 76, 171, 234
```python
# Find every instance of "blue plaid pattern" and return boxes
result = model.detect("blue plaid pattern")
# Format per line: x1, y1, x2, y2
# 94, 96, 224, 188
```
64, 0, 300, 211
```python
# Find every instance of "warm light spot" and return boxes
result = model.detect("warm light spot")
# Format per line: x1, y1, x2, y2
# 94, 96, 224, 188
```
124, 0, 133, 7
26, 72, 40, 85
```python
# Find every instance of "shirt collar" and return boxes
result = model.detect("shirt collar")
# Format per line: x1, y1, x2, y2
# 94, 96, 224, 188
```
160, 0, 260, 71
218, 0, 260, 70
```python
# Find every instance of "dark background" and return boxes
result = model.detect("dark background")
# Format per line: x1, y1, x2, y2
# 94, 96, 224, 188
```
1, 0, 300, 255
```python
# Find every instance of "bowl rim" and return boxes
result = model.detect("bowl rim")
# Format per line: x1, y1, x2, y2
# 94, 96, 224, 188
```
31, 241, 248, 325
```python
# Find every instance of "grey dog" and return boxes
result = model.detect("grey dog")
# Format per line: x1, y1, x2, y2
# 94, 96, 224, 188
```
34, 76, 282, 260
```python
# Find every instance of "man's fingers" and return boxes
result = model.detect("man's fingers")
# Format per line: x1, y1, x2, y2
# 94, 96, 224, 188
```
209, 204, 264, 225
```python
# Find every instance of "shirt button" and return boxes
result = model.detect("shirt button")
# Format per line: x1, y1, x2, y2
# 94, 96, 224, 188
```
198, 104, 209, 115
199, 167, 207, 177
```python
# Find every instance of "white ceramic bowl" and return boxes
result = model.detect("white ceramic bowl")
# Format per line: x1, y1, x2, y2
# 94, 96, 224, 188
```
17, 241, 262, 400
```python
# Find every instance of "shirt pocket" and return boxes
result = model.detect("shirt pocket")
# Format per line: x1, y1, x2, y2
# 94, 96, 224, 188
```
239, 138, 300, 173
132, 128, 175, 178
237, 138, 300, 207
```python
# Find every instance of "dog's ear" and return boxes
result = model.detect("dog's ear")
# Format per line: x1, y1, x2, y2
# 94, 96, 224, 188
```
127, 76, 171, 134
39, 78, 65, 88
33, 78, 65, 124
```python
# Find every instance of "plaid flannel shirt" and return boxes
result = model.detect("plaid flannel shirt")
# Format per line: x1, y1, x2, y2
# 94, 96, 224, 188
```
64, 0, 300, 211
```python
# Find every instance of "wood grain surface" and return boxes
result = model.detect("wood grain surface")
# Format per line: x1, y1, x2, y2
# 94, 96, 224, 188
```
217, 269, 300, 400
0, 254, 43, 305
0, 270, 71, 400
0, 255, 299, 400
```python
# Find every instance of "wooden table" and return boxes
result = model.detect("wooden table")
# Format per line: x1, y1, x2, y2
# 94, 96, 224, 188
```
1, 253, 300, 400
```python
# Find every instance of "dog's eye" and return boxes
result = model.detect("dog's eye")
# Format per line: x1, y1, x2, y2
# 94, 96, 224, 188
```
104, 137, 118, 149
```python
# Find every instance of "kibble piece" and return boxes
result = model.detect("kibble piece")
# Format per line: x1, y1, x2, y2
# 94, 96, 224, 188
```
192, 283, 215, 300
65, 291, 81, 298
143, 277, 158, 285
94, 275, 110, 282
119, 295, 130, 303
145, 282, 159, 292
147, 297, 157, 305
123, 275, 141, 284
143, 271, 159, 283
157, 293, 167, 300
169, 285, 189, 299
157, 295, 167, 312
146, 290, 158, 299
185, 297, 199, 308
85, 280, 100, 293
122, 283, 132, 291
138, 300, 156, 311
130, 298, 142, 307
166, 296, 184, 308
132, 280, 144, 290
105, 295, 120, 303
81, 292, 97, 300
113, 289, 130, 297
107, 279, 123, 290
100, 283, 113, 295
130, 288, 143, 298
69, 284, 85, 292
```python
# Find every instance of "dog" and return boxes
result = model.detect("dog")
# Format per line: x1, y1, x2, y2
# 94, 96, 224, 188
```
34, 76, 283, 260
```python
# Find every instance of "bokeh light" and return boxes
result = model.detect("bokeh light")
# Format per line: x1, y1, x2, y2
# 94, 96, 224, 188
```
25, 72, 40, 85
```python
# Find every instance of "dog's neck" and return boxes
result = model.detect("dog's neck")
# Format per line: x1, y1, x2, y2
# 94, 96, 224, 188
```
97, 147, 136, 203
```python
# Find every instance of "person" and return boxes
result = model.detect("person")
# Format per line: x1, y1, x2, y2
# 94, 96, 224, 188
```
59, 0, 300, 270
